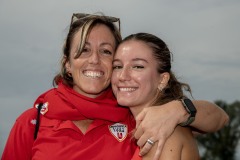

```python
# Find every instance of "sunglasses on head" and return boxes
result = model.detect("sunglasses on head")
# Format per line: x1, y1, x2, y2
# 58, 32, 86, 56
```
70, 13, 121, 32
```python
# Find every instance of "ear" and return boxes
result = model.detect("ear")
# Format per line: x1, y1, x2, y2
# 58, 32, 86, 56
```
158, 72, 170, 90
64, 56, 71, 73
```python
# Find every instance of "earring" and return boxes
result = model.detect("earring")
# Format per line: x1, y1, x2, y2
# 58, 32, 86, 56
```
158, 86, 163, 92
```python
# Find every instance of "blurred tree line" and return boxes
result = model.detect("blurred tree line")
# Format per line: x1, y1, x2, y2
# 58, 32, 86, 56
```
197, 100, 240, 160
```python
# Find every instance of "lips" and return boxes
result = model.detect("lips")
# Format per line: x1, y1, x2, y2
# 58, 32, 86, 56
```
83, 70, 104, 78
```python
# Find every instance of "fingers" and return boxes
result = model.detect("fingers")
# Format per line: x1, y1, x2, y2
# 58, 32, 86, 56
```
134, 103, 179, 159
139, 138, 155, 156
138, 137, 166, 159
153, 140, 165, 160
134, 123, 144, 141
135, 128, 149, 147
136, 126, 167, 158
135, 108, 147, 129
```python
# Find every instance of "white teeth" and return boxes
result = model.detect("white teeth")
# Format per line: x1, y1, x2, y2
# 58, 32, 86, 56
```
119, 87, 136, 92
83, 71, 103, 78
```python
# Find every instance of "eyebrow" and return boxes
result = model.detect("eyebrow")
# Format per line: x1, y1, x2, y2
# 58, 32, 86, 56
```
85, 41, 114, 48
113, 58, 149, 63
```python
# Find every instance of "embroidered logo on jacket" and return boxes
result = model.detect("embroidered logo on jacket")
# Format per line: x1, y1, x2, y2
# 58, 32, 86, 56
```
35, 102, 49, 115
109, 123, 128, 142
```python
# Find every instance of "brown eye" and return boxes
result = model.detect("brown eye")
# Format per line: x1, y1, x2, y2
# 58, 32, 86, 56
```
113, 65, 122, 70
133, 65, 144, 69
100, 49, 112, 55
82, 47, 90, 53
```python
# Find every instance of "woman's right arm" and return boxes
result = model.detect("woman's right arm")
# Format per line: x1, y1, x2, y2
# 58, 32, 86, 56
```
1, 108, 36, 160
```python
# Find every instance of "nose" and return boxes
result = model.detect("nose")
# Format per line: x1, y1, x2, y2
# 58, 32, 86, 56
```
119, 67, 131, 81
88, 51, 100, 64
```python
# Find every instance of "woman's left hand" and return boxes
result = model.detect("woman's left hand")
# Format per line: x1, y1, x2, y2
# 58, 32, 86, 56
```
134, 101, 186, 160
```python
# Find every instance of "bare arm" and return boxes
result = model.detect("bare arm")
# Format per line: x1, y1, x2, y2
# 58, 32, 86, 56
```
134, 100, 229, 160
191, 100, 229, 134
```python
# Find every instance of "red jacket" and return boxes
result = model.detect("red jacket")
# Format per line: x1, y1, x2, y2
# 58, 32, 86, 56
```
2, 83, 137, 160
2, 108, 136, 160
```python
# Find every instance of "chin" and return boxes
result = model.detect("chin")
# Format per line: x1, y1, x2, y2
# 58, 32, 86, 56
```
117, 99, 133, 107
87, 89, 103, 95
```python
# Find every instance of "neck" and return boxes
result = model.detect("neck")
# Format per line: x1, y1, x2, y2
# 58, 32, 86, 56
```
129, 105, 149, 119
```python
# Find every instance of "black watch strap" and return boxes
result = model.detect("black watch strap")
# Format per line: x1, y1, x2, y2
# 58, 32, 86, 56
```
179, 98, 197, 127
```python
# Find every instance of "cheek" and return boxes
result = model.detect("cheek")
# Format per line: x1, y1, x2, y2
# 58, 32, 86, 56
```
136, 74, 150, 83
111, 73, 117, 95
69, 61, 81, 73
103, 59, 113, 73
139, 73, 159, 89
111, 71, 118, 85
105, 57, 113, 68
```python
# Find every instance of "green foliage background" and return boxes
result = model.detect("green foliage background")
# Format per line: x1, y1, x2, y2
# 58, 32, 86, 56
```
197, 100, 240, 160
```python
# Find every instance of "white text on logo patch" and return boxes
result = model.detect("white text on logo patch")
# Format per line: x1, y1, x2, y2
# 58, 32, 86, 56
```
109, 123, 128, 142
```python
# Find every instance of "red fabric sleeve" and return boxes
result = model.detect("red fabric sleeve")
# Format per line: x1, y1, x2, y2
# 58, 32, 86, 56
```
1, 108, 37, 160
131, 147, 142, 160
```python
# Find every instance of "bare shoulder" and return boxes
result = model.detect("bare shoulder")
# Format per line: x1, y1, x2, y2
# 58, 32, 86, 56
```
171, 126, 200, 160
157, 126, 186, 160
143, 126, 199, 160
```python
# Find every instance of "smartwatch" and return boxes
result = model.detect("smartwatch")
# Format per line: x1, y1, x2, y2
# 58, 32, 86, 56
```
179, 98, 197, 126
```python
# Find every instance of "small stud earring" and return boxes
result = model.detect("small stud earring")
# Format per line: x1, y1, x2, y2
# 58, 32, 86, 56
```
158, 86, 163, 92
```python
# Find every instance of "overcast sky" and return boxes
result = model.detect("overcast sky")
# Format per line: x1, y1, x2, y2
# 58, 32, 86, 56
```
0, 0, 239, 157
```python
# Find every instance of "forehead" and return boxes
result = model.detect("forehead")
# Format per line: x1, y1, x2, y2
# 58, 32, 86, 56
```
115, 40, 155, 60
87, 24, 116, 42
73, 24, 116, 47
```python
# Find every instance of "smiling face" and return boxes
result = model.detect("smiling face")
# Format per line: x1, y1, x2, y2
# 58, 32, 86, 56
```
111, 40, 168, 115
65, 24, 116, 98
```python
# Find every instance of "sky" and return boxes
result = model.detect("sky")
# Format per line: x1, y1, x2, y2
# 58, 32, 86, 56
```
0, 0, 240, 157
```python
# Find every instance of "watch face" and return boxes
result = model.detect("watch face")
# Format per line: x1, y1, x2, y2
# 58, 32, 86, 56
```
184, 99, 197, 115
